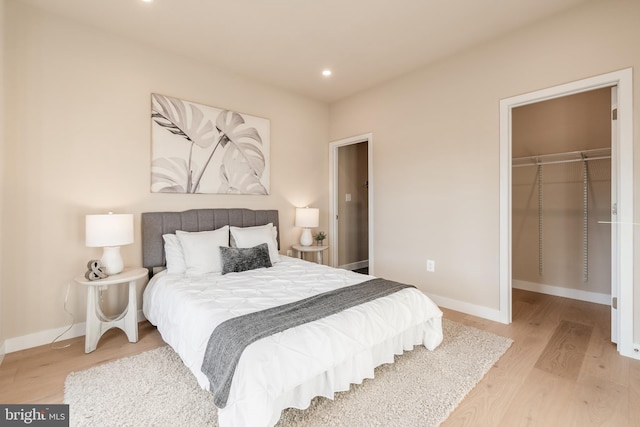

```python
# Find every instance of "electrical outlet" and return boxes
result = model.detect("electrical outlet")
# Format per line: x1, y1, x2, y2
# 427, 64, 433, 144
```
426, 259, 435, 272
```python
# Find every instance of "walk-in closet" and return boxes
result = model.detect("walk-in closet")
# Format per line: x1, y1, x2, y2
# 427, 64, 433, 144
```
511, 87, 612, 303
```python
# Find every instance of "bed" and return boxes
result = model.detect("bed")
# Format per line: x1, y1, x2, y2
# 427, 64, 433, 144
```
141, 208, 443, 427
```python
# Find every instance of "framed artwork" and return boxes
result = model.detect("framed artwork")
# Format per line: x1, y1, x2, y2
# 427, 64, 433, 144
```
151, 93, 270, 194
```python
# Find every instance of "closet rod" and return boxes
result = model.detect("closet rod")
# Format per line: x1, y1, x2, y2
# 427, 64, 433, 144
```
512, 148, 611, 168
513, 156, 610, 168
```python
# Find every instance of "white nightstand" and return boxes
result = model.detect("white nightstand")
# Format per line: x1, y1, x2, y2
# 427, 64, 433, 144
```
75, 267, 148, 353
292, 244, 329, 265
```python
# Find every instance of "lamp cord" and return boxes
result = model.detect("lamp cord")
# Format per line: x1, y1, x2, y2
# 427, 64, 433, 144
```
50, 282, 76, 350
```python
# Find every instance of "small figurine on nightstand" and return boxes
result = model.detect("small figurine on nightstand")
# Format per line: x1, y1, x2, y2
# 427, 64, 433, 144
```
313, 231, 327, 246
85, 260, 108, 281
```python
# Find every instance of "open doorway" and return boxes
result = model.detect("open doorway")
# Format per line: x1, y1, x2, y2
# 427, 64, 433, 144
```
329, 133, 374, 274
337, 142, 369, 273
511, 88, 612, 337
499, 68, 635, 359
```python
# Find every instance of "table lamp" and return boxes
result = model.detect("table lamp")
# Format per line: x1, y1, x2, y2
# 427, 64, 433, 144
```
85, 212, 134, 275
295, 207, 319, 246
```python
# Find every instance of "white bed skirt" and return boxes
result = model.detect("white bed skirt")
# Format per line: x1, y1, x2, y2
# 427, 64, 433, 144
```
219, 317, 442, 427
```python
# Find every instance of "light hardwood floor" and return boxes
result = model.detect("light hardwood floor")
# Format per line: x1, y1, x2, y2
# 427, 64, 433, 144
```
1, 289, 639, 426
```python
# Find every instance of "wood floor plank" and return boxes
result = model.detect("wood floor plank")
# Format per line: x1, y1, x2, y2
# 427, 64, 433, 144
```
534, 320, 592, 380
439, 343, 527, 427
581, 321, 629, 387
497, 369, 577, 426
570, 373, 628, 426
629, 361, 640, 424
516, 291, 564, 338
0, 322, 165, 404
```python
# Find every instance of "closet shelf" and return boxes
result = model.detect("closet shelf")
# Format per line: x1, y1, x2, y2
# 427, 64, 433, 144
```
512, 147, 611, 168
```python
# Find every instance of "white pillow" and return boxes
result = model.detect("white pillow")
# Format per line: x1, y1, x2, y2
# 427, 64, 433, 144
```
162, 233, 186, 274
176, 226, 230, 275
230, 224, 280, 264
230, 223, 277, 247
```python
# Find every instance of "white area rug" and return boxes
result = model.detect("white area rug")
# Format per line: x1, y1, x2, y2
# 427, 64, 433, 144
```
65, 319, 512, 427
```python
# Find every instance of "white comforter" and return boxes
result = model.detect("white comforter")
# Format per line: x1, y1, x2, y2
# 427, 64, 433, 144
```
143, 256, 443, 427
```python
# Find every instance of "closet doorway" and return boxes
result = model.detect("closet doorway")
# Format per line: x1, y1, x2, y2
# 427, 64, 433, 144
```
511, 88, 612, 328
329, 133, 374, 274
499, 69, 635, 358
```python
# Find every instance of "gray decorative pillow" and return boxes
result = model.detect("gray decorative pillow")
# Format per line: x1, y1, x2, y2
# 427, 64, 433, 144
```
220, 243, 272, 275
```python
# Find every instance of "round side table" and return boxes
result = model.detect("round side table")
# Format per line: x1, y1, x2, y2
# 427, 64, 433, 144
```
292, 244, 329, 265
75, 267, 148, 353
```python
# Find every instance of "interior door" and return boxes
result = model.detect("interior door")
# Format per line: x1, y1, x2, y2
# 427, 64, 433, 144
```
610, 85, 619, 343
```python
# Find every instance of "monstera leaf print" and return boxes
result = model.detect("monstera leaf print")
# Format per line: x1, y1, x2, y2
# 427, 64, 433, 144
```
151, 94, 269, 194
151, 94, 217, 193
151, 157, 193, 193
192, 110, 267, 194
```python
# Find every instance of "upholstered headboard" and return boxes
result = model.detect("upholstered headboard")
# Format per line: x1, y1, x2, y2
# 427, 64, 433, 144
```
141, 208, 279, 274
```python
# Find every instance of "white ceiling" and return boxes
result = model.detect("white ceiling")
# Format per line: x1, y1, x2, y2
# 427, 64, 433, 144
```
21, 0, 593, 103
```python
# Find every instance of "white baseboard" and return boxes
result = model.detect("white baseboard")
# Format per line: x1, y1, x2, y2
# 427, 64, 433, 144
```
513, 280, 610, 305
426, 292, 505, 324
0, 340, 5, 365
4, 310, 147, 354
339, 260, 369, 271
5, 323, 87, 354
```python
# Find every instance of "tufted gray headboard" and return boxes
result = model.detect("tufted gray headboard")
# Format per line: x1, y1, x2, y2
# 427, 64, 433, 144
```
141, 208, 279, 275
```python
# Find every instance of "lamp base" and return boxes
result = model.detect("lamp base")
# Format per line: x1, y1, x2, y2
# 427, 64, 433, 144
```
101, 246, 124, 275
300, 228, 313, 246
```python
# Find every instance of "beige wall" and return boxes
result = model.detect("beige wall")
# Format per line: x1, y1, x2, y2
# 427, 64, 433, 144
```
337, 142, 369, 266
2, 2, 328, 343
512, 88, 612, 157
512, 89, 611, 294
329, 0, 639, 339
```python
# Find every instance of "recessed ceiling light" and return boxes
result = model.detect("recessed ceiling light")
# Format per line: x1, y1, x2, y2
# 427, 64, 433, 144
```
142, 0, 153, 3
322, 69, 332, 77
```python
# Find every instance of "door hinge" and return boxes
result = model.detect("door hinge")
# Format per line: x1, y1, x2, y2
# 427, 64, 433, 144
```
612, 108, 618, 120
612, 202, 617, 216
612, 297, 618, 310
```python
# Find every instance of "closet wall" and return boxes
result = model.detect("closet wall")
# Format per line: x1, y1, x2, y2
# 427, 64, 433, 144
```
512, 88, 611, 297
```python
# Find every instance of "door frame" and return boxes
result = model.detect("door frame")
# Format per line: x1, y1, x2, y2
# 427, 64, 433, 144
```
329, 133, 374, 273
611, 86, 619, 344
499, 68, 635, 358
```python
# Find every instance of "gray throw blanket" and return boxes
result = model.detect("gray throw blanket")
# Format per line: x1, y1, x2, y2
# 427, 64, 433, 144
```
201, 278, 414, 408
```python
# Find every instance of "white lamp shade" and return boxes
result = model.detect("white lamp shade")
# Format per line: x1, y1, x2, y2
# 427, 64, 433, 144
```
295, 207, 319, 228
85, 213, 134, 247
